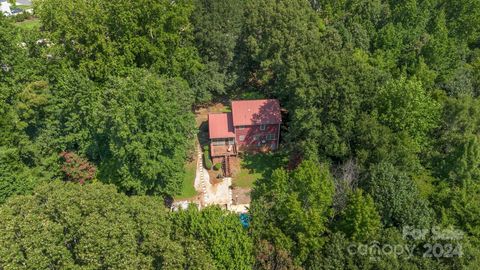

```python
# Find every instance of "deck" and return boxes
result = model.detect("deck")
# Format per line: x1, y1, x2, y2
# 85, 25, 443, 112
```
211, 144, 237, 157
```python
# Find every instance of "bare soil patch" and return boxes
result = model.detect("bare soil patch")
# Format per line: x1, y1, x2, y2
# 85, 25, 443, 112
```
232, 187, 251, 205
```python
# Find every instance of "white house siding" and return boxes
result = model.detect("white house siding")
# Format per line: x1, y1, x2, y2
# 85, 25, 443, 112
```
0, 1, 11, 16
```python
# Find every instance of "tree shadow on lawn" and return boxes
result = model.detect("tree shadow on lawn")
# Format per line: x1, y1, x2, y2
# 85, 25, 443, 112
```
197, 120, 209, 146
241, 152, 287, 180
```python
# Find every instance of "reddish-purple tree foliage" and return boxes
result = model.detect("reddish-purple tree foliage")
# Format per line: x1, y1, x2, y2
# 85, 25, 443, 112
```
59, 152, 96, 184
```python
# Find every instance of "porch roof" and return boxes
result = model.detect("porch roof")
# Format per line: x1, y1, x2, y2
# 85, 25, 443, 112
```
208, 113, 235, 139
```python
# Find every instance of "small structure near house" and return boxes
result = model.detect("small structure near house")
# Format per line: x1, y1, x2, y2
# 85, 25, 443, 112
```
208, 99, 282, 176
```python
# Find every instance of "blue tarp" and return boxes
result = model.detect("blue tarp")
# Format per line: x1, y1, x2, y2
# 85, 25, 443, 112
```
240, 213, 250, 228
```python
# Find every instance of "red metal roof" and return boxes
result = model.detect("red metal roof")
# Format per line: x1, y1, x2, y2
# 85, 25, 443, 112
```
231, 99, 281, 126
208, 113, 235, 139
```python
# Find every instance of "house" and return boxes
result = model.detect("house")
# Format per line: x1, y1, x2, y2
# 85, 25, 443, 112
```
208, 99, 281, 175
0, 0, 12, 16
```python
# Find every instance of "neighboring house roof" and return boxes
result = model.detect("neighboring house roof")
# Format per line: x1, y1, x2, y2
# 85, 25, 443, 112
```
231, 99, 281, 126
208, 112, 236, 139
11, 8, 23, 14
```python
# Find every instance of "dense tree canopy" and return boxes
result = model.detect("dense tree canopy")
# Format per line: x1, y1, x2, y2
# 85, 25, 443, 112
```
338, 189, 382, 242
94, 70, 196, 196
2, 0, 480, 268
366, 162, 433, 228
34, 0, 201, 80
0, 181, 252, 269
172, 206, 254, 269
251, 160, 335, 265
0, 181, 186, 269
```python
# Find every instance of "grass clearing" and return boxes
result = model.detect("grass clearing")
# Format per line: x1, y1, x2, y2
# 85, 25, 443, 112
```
234, 152, 286, 188
176, 159, 197, 200
235, 164, 261, 188
15, 18, 41, 31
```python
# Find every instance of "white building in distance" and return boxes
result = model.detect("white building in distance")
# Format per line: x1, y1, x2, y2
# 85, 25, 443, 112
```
0, 0, 12, 16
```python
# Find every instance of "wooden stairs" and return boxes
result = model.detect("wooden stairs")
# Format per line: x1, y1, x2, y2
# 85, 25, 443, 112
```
223, 155, 232, 177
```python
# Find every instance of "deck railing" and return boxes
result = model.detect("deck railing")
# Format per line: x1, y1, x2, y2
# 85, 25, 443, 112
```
211, 143, 237, 157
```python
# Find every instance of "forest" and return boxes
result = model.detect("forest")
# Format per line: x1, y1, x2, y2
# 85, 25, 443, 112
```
0, 0, 479, 269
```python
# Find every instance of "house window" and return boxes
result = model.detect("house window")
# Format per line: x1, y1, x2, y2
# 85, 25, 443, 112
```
266, 134, 275, 140
212, 139, 226, 146
239, 135, 245, 141
253, 135, 260, 141
260, 124, 266, 131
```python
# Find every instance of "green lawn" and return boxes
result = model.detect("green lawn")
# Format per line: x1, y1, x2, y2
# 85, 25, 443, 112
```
235, 164, 261, 188
15, 19, 41, 31
235, 152, 286, 188
176, 160, 198, 199
15, 5, 32, 9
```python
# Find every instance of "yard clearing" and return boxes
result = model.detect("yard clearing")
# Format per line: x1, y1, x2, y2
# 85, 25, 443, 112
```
176, 102, 285, 206
233, 152, 287, 188
15, 18, 41, 31
176, 159, 198, 200
176, 102, 231, 203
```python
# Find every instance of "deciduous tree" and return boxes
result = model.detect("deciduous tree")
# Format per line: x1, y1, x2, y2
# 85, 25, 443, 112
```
0, 181, 187, 269
251, 160, 335, 266
95, 69, 196, 196
172, 206, 254, 270
338, 189, 382, 241
367, 162, 433, 228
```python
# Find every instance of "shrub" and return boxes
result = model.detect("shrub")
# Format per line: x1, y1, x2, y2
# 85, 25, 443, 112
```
59, 151, 96, 184
214, 163, 222, 171
203, 150, 212, 169
12, 12, 32, 23
203, 145, 209, 151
